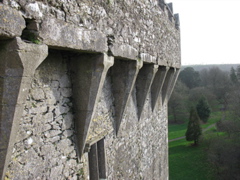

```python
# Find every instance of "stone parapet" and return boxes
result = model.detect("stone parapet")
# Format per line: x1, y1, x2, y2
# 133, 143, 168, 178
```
0, 0, 180, 68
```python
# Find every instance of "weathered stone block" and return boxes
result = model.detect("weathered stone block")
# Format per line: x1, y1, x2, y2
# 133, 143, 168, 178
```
0, 4, 25, 39
31, 88, 45, 101
44, 130, 61, 138
39, 17, 108, 53
50, 165, 64, 178
60, 88, 72, 98
110, 43, 139, 60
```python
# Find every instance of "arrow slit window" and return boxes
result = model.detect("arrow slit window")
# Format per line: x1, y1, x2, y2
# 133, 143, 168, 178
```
88, 138, 106, 180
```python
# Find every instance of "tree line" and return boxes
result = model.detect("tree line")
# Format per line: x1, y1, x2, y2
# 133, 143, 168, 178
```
169, 65, 240, 179
169, 65, 240, 123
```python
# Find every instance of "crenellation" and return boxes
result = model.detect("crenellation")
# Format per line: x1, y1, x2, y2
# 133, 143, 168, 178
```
158, 0, 166, 11
174, 13, 180, 30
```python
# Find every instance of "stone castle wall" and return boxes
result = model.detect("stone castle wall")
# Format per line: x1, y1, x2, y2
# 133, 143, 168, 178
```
1, 0, 180, 67
5, 51, 81, 179
0, 0, 181, 179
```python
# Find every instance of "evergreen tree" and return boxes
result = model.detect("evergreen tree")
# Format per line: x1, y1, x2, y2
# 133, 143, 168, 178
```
185, 107, 202, 145
230, 67, 238, 84
196, 96, 211, 123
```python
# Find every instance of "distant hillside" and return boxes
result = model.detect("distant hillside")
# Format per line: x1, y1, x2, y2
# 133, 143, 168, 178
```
182, 64, 240, 72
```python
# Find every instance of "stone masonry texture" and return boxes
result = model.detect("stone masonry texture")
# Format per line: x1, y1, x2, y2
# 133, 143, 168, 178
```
0, 0, 181, 179
0, 0, 180, 67
5, 51, 82, 180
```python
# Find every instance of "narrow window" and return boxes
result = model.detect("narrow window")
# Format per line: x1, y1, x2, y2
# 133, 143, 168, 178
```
88, 138, 106, 180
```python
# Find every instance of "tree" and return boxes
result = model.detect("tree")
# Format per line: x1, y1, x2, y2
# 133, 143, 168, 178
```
179, 67, 201, 89
227, 87, 240, 120
200, 67, 231, 109
236, 65, 240, 81
168, 81, 188, 123
207, 121, 240, 179
230, 67, 238, 84
207, 135, 240, 179
189, 87, 218, 111
185, 107, 202, 145
199, 68, 209, 87
196, 96, 211, 123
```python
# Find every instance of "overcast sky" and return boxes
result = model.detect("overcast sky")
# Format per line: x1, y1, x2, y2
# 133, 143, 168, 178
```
165, 0, 240, 65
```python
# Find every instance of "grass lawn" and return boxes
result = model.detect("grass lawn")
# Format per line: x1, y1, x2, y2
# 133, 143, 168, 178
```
168, 123, 188, 140
169, 139, 215, 180
168, 111, 223, 180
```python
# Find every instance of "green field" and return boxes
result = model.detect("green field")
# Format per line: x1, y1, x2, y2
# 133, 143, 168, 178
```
169, 139, 215, 180
168, 111, 222, 180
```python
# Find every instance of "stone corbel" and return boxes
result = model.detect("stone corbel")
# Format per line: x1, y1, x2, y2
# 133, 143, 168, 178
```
151, 66, 169, 111
136, 64, 158, 120
111, 59, 143, 135
70, 53, 114, 158
161, 68, 175, 104
158, 0, 166, 11
0, 37, 48, 180
163, 68, 180, 104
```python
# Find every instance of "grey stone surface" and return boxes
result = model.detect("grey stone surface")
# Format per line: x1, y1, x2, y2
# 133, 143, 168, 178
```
151, 66, 169, 110
2, 48, 177, 179
109, 43, 139, 61
167, 68, 181, 102
140, 53, 157, 64
0, 37, 48, 180
0, 0, 181, 66
5, 50, 84, 180
161, 68, 176, 104
103, 85, 169, 179
86, 75, 114, 145
31, 88, 45, 100
0, 4, 25, 39
136, 64, 158, 119
0, 0, 181, 179
39, 17, 108, 53
111, 59, 142, 135
70, 53, 114, 157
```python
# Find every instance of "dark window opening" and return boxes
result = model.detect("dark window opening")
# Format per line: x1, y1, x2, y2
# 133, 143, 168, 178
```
88, 138, 106, 180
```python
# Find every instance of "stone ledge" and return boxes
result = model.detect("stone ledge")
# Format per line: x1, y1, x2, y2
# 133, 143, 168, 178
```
140, 53, 157, 64
109, 43, 139, 61
158, 57, 181, 69
39, 17, 108, 53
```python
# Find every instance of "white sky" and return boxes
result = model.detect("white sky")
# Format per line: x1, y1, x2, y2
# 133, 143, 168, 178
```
165, 0, 240, 65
